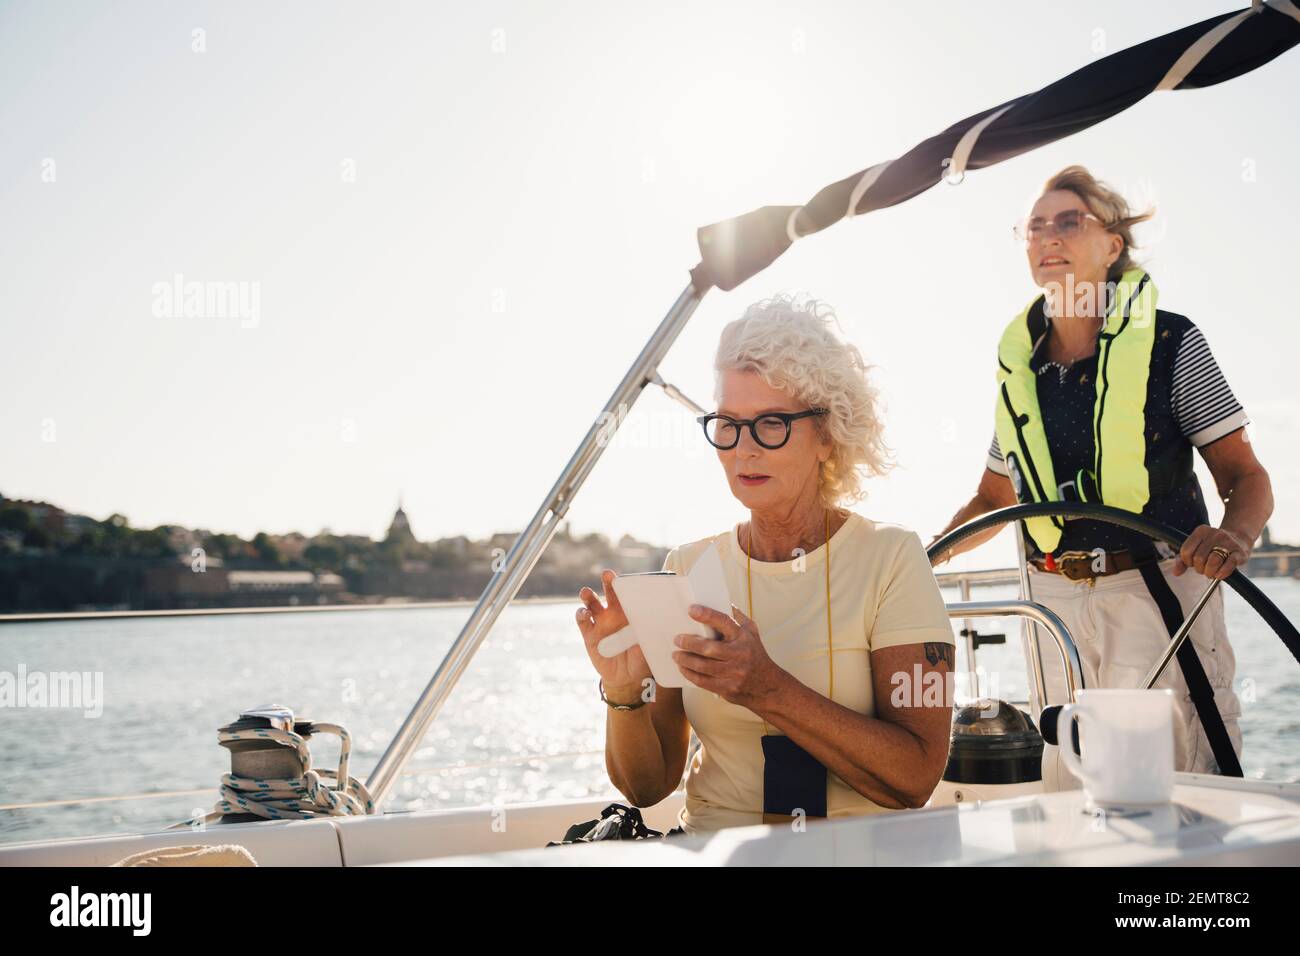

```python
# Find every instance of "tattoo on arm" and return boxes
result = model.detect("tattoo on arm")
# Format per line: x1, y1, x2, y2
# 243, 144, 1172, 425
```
924, 642, 954, 669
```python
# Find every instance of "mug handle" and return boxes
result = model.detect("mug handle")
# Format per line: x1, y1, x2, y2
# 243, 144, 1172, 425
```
1055, 703, 1093, 790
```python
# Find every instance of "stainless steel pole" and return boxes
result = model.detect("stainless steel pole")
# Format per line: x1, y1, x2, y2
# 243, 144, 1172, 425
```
959, 577, 978, 698
1014, 526, 1050, 713
945, 599, 1083, 704
365, 279, 707, 806
1141, 577, 1221, 689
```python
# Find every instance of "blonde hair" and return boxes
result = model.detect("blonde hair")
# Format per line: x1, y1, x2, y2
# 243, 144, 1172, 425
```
713, 294, 892, 508
1042, 165, 1155, 281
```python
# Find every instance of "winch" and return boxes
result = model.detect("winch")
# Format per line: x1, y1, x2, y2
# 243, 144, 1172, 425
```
180, 704, 375, 827
929, 698, 1045, 806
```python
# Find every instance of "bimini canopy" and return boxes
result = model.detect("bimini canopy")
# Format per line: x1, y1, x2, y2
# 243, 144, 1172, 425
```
692, 1, 1300, 292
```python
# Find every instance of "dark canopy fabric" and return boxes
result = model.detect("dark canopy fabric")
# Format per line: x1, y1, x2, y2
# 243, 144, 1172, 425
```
692, 3, 1300, 292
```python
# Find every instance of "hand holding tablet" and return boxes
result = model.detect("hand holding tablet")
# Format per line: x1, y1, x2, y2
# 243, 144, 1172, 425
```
596, 544, 733, 688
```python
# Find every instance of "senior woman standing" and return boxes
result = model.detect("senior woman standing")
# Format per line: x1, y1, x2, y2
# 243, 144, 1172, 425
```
932, 165, 1273, 780
575, 295, 957, 835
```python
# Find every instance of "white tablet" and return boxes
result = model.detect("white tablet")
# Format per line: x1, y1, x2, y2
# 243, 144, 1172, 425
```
597, 543, 733, 688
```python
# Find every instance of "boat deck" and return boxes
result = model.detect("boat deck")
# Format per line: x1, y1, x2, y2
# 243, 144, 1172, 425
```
388, 774, 1300, 867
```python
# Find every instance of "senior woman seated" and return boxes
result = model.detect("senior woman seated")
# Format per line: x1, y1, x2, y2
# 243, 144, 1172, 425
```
575, 295, 956, 835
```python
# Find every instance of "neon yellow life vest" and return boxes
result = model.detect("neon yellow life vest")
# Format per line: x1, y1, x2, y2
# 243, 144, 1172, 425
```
993, 268, 1158, 554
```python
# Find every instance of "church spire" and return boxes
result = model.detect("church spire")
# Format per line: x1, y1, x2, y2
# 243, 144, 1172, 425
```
386, 495, 414, 543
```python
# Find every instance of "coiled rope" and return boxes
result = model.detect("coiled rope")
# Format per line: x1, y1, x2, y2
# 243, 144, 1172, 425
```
210, 721, 375, 822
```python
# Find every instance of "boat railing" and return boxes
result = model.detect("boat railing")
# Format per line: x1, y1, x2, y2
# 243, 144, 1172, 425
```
943, 598, 1081, 710
935, 567, 1046, 708
0, 596, 577, 625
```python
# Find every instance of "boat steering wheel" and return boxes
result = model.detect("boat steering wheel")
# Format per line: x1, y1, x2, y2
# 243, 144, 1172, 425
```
926, 502, 1300, 666
928, 502, 1300, 763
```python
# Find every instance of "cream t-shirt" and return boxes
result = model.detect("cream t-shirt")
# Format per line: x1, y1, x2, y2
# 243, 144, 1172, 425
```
660, 512, 955, 833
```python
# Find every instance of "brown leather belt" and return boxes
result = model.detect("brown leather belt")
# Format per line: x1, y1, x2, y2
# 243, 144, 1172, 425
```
1029, 549, 1157, 582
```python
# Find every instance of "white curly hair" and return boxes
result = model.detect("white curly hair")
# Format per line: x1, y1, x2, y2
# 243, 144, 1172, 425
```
712, 294, 892, 507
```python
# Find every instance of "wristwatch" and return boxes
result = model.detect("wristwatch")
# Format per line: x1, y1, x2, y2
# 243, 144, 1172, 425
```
599, 679, 648, 711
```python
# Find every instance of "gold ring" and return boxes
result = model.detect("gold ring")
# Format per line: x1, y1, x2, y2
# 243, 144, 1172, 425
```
1210, 546, 1232, 559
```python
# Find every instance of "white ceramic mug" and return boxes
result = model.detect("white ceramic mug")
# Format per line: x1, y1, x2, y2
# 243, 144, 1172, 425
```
1057, 688, 1176, 806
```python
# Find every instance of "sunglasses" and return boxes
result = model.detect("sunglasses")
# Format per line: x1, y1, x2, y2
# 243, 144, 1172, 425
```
1013, 209, 1103, 243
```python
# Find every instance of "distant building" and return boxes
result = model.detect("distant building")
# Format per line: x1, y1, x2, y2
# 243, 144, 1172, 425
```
139, 556, 345, 607
1249, 525, 1300, 578
615, 533, 659, 573
225, 570, 344, 605
386, 498, 416, 545
141, 554, 231, 598
379, 497, 426, 567
228, 570, 341, 594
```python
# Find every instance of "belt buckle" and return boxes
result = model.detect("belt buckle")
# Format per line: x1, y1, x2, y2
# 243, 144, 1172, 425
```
1056, 551, 1097, 584
1062, 562, 1090, 583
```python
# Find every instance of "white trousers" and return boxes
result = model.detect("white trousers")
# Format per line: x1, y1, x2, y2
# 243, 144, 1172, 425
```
1026, 557, 1243, 784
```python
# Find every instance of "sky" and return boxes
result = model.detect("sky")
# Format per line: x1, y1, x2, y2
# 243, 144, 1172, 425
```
2, 0, 1298, 573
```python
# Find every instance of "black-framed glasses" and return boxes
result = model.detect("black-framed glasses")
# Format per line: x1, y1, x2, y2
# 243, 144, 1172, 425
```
1013, 209, 1103, 243
696, 408, 827, 450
